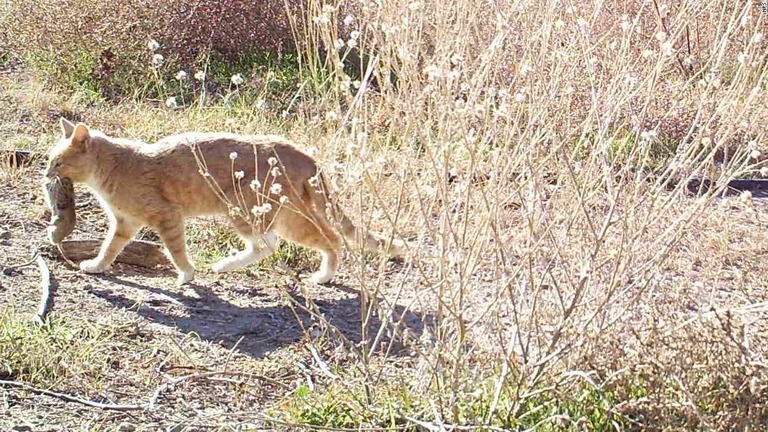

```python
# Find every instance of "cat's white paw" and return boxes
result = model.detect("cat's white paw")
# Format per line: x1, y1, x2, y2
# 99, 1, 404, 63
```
309, 270, 334, 285
79, 258, 107, 273
177, 270, 195, 285
211, 258, 234, 273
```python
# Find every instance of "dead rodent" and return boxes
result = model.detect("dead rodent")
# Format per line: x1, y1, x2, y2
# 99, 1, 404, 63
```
42, 176, 76, 244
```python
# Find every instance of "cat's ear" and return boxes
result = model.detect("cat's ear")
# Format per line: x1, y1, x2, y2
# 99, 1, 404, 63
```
60, 118, 75, 139
71, 124, 91, 150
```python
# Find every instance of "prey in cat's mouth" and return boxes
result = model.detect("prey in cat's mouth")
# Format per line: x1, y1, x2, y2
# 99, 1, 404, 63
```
41, 174, 76, 245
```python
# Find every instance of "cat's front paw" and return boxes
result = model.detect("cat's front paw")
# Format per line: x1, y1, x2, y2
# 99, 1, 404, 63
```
79, 258, 108, 273
177, 270, 195, 286
308, 270, 333, 285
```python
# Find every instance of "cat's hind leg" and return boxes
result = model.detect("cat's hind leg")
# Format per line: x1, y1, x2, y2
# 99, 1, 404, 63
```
154, 213, 196, 285
271, 206, 342, 285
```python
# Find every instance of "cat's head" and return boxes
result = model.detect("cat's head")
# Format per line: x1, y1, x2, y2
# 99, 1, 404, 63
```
45, 118, 100, 183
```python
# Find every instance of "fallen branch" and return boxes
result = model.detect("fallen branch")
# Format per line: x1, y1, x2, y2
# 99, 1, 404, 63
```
0, 370, 278, 412
33, 255, 52, 326
0, 380, 142, 411
41, 239, 171, 268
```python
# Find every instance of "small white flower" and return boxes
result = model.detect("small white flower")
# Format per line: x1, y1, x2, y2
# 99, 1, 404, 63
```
279, 196, 289, 205
270, 183, 283, 195
554, 19, 564, 29
250, 179, 262, 190
349, 30, 361, 40
640, 130, 658, 141
194, 70, 206, 81
325, 111, 339, 121
307, 146, 319, 156
347, 38, 357, 48
225, 118, 236, 127
309, 174, 321, 188
520, 62, 534, 76
268, 157, 278, 166
271, 167, 281, 177
175, 70, 187, 80
661, 41, 674, 56
334, 38, 345, 49
251, 203, 272, 216
423, 64, 443, 80
231, 73, 244, 85
642, 49, 655, 58
408, 1, 422, 11
255, 99, 266, 109
760, 167, 768, 177
620, 19, 631, 32
740, 190, 753, 203
655, 31, 667, 41
313, 14, 330, 25
752, 33, 764, 44
343, 14, 355, 26
750, 149, 761, 160
147, 39, 160, 51
151, 53, 165, 67
165, 96, 178, 109
229, 152, 238, 160
576, 17, 589, 29
737, 52, 748, 64
234, 170, 245, 180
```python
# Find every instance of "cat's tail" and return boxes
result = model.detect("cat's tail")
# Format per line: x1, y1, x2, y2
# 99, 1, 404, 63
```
304, 172, 406, 257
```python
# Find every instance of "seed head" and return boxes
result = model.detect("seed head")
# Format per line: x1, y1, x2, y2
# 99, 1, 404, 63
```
234, 170, 245, 180
252, 203, 272, 216
231, 74, 244, 86
229, 152, 238, 160
175, 70, 187, 80
270, 183, 283, 195
165, 97, 178, 109
151, 53, 165, 67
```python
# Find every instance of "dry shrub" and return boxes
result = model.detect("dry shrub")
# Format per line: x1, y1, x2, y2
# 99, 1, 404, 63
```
285, 0, 768, 429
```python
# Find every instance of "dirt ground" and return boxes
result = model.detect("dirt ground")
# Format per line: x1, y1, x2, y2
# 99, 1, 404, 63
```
0, 164, 430, 431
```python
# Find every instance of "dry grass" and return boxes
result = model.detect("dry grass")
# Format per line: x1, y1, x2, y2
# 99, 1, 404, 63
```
1, 0, 767, 430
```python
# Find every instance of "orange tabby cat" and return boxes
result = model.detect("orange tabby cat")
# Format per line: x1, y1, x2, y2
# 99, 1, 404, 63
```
44, 118, 405, 285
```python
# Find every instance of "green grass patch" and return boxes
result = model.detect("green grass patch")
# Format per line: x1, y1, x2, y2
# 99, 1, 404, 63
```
0, 308, 120, 386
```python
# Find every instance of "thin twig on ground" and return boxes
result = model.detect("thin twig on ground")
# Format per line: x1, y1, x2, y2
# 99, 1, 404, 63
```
0, 380, 142, 411
33, 255, 52, 326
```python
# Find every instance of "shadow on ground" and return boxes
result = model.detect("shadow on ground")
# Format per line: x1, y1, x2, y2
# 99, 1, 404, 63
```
88, 273, 431, 360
